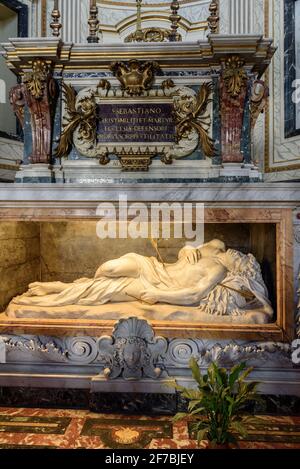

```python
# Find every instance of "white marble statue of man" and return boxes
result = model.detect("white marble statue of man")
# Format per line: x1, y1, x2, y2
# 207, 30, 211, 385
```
11, 239, 273, 321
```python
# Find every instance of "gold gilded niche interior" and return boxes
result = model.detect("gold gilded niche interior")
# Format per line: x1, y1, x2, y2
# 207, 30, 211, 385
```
0, 207, 293, 342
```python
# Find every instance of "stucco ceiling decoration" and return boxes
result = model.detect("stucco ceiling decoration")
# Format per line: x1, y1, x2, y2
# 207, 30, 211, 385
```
96, 0, 210, 41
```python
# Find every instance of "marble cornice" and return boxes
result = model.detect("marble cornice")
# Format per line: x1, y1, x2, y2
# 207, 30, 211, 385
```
0, 183, 299, 207
1, 35, 275, 75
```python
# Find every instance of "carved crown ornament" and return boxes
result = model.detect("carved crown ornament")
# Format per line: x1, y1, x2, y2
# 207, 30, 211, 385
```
110, 59, 160, 97
54, 61, 215, 171
125, 27, 182, 44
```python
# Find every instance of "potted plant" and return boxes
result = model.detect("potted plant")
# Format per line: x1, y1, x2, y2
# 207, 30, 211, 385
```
174, 358, 260, 449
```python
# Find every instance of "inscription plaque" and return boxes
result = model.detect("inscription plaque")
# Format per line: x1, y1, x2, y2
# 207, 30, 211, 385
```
98, 102, 176, 144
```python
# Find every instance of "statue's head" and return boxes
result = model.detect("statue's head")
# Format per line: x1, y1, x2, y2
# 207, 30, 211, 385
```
198, 239, 226, 258
123, 340, 142, 369
220, 249, 259, 277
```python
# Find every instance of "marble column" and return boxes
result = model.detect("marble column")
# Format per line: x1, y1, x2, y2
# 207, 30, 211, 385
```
219, 0, 264, 35
45, 0, 90, 43
60, 0, 82, 43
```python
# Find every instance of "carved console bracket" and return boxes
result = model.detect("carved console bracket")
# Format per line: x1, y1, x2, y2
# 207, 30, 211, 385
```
98, 317, 168, 380
10, 59, 58, 164
220, 55, 248, 163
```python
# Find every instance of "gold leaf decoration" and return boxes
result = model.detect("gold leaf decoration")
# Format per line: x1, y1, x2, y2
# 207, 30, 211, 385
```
55, 82, 98, 159
110, 60, 160, 96
223, 56, 247, 98
23, 59, 48, 99
175, 82, 215, 158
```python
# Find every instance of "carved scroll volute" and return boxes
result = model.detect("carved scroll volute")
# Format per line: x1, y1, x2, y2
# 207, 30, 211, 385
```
9, 85, 25, 129
220, 55, 248, 163
250, 80, 269, 129
22, 59, 57, 164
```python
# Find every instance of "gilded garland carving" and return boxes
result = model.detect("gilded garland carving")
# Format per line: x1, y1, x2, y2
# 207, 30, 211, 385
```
223, 56, 247, 98
110, 60, 160, 96
55, 82, 99, 159
173, 81, 215, 158
23, 60, 49, 99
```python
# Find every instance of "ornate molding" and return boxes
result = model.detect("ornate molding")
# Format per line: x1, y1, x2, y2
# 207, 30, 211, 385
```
167, 339, 199, 366
0, 329, 293, 369
2, 335, 67, 363
64, 336, 99, 363
198, 342, 291, 366
110, 60, 160, 96
98, 317, 168, 380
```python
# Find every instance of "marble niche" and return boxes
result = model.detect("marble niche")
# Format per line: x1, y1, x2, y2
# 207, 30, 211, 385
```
0, 208, 293, 342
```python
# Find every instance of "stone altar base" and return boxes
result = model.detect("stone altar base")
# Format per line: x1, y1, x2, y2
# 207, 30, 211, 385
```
4, 301, 271, 324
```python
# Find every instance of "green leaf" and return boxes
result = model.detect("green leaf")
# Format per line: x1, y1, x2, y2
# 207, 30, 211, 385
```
229, 363, 246, 388
181, 388, 201, 400
173, 412, 189, 423
230, 420, 248, 438
189, 357, 202, 385
188, 399, 203, 412
238, 366, 254, 383
197, 427, 209, 445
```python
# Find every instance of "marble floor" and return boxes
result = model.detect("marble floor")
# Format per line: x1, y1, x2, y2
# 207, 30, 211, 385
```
0, 407, 299, 449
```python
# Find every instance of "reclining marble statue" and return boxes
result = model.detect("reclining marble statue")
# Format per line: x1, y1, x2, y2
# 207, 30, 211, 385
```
5, 239, 274, 324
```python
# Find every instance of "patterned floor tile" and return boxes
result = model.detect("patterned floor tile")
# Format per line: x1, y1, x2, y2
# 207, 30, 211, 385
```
0, 407, 298, 449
